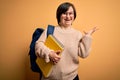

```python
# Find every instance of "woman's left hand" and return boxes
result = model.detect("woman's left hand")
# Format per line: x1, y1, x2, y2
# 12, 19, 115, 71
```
84, 27, 99, 35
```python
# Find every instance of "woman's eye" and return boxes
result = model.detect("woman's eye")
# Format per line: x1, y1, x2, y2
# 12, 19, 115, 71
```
63, 12, 66, 14
69, 12, 73, 15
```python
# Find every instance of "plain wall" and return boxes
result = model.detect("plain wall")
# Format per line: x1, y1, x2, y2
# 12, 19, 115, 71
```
0, 0, 120, 80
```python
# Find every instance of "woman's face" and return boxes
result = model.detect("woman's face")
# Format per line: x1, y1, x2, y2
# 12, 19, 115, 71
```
59, 6, 74, 27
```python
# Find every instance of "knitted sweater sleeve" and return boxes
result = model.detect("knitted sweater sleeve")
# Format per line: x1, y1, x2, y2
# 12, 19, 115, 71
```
35, 28, 52, 63
78, 34, 92, 58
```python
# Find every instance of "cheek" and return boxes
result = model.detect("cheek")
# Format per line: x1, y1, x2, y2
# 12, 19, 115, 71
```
60, 15, 65, 21
71, 15, 74, 19
61, 15, 66, 19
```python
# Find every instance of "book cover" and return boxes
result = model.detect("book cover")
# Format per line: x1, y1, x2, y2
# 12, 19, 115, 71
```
36, 35, 64, 77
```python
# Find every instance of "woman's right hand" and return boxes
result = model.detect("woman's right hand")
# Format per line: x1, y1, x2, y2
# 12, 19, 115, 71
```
49, 50, 61, 64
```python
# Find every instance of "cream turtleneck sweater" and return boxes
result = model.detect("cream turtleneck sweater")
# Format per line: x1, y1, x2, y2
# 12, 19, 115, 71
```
35, 26, 92, 80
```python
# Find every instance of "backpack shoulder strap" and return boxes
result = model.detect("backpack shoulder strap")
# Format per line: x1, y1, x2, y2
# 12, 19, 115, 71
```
47, 25, 55, 37
32, 28, 44, 40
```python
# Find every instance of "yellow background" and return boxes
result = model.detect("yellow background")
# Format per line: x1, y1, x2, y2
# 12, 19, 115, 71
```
0, 0, 120, 80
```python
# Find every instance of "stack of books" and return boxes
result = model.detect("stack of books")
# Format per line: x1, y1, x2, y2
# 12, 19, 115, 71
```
36, 35, 64, 77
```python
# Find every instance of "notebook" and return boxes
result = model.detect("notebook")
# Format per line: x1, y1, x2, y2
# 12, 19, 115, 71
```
36, 35, 64, 77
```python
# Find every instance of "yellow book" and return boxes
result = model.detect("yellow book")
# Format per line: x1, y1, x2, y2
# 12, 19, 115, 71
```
36, 35, 64, 77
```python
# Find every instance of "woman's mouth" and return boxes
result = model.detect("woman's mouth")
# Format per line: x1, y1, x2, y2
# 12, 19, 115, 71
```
65, 19, 71, 21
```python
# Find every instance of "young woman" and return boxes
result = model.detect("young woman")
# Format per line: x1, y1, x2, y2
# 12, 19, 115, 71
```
35, 2, 98, 80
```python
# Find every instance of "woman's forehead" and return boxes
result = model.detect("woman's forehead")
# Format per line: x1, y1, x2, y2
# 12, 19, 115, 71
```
66, 6, 74, 12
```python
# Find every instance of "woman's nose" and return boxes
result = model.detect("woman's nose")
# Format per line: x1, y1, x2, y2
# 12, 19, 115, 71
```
66, 14, 70, 18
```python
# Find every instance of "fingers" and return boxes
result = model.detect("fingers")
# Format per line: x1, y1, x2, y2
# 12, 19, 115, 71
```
49, 50, 61, 64
91, 27, 99, 35
51, 56, 61, 65
55, 50, 61, 55
83, 31, 87, 34
52, 54, 61, 62
52, 57, 61, 64
84, 27, 99, 35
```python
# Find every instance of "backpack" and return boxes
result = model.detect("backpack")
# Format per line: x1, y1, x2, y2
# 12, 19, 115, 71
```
29, 25, 54, 74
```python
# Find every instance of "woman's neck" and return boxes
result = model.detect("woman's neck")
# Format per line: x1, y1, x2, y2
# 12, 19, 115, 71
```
58, 24, 72, 29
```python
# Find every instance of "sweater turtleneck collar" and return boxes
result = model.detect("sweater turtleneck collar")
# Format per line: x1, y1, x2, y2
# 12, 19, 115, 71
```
56, 25, 75, 33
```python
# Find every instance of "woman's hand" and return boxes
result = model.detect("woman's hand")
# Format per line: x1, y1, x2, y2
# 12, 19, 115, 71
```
84, 27, 99, 35
49, 50, 61, 64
